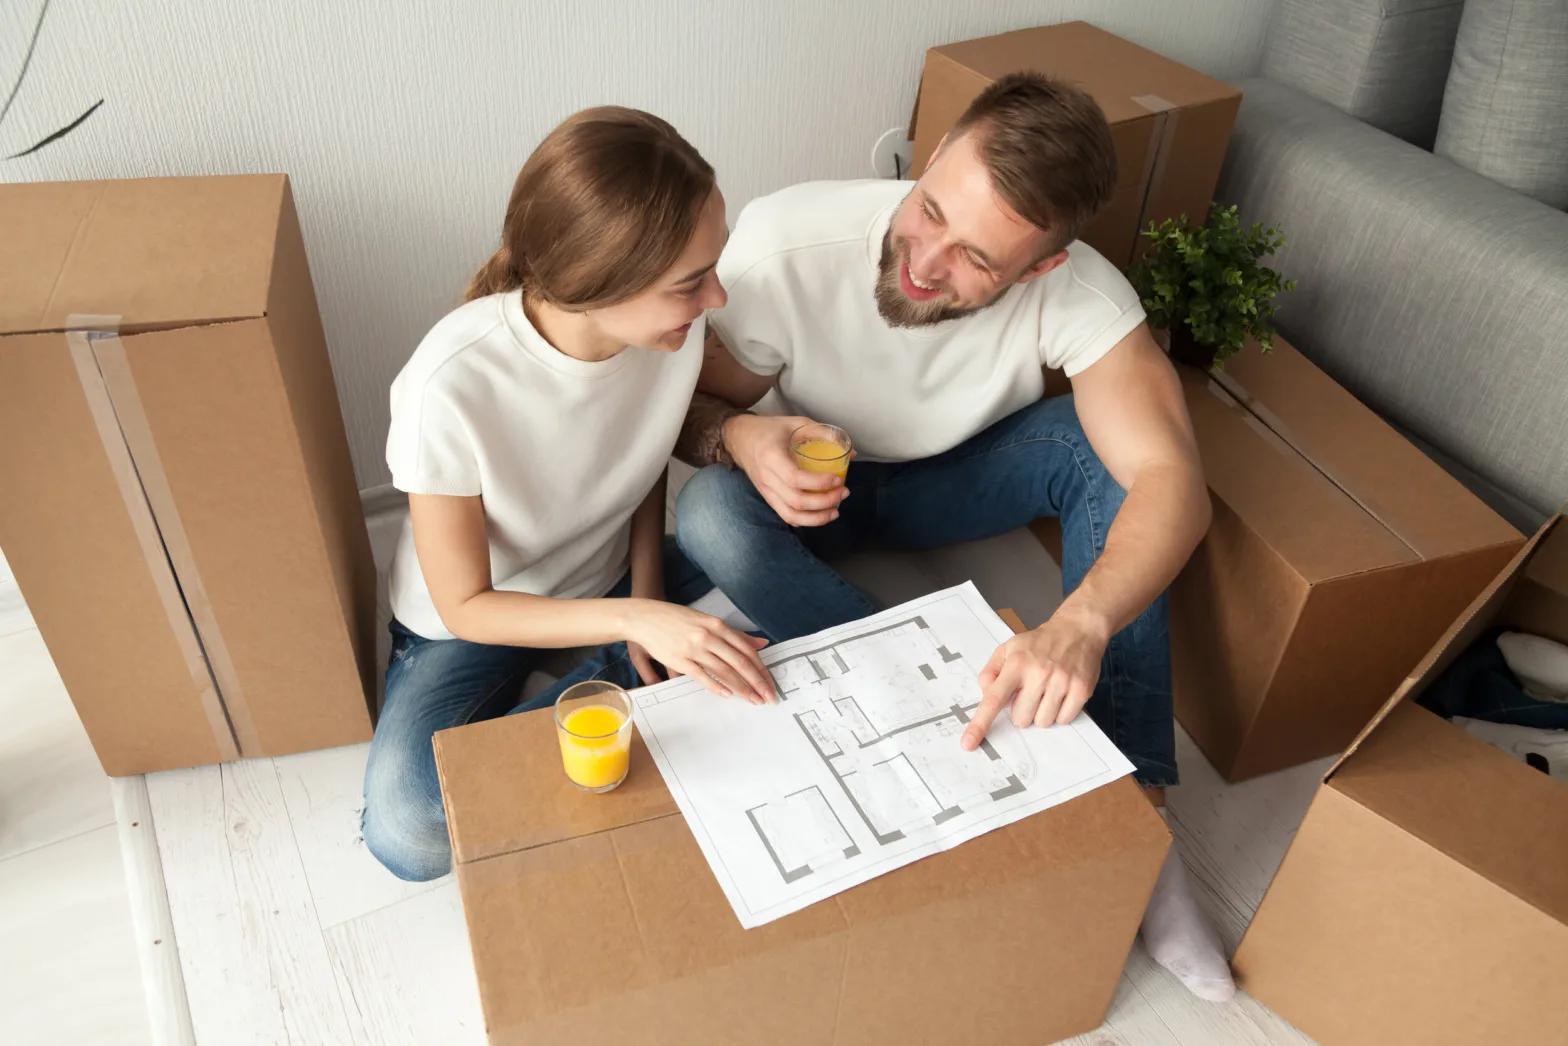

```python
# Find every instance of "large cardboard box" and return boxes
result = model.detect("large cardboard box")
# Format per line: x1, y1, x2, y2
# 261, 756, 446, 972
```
0, 175, 377, 776
1033, 338, 1523, 781
1172, 339, 1524, 779
1232, 514, 1568, 1045
432, 610, 1169, 1046
907, 21, 1242, 269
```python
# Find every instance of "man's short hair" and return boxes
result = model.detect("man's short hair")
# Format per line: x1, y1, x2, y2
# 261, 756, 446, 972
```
948, 72, 1118, 256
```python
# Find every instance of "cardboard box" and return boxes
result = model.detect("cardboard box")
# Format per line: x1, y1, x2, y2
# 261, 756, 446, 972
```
1232, 514, 1568, 1046
907, 21, 1242, 268
1032, 337, 1523, 781
0, 175, 377, 776
432, 610, 1169, 1046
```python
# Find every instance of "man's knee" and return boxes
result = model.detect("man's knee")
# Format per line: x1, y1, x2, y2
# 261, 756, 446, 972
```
675, 465, 772, 556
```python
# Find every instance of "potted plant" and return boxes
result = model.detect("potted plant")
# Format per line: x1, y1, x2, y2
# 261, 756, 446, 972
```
1127, 204, 1296, 371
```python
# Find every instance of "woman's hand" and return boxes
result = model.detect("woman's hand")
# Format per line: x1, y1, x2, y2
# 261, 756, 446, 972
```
624, 600, 774, 704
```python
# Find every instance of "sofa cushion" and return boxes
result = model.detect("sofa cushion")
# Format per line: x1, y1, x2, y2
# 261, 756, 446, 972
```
1262, 0, 1466, 148
1434, 0, 1568, 209
1217, 78, 1568, 519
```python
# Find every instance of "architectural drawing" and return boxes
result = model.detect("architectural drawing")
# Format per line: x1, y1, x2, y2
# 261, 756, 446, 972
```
629, 583, 1135, 928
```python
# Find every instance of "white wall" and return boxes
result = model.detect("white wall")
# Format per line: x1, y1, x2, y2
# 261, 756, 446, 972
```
2, 0, 1276, 488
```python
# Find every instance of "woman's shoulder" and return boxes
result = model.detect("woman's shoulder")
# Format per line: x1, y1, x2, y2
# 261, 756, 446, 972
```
395, 294, 512, 394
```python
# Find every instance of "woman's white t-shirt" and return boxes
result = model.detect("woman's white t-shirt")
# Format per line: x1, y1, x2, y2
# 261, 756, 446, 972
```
711, 179, 1146, 462
385, 291, 703, 640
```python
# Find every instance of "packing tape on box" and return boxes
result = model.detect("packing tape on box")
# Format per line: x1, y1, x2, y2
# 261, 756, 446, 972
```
1130, 94, 1182, 234
66, 315, 261, 762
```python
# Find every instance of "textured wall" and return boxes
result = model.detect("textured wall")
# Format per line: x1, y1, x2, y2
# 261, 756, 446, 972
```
2, 0, 1275, 488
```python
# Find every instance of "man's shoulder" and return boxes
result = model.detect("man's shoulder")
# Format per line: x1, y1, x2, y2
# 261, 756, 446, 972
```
1041, 241, 1142, 315
720, 179, 903, 283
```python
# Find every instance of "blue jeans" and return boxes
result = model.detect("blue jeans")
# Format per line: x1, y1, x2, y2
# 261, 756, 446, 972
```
361, 538, 714, 882
675, 395, 1177, 788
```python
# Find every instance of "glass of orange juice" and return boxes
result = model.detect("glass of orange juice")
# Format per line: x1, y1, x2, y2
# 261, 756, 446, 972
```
790, 422, 852, 479
554, 680, 634, 793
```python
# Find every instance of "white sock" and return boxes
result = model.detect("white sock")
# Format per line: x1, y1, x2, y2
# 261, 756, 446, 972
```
1139, 812, 1236, 1003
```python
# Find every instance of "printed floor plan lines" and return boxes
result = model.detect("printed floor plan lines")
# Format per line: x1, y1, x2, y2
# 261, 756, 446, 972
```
746, 786, 860, 884
628, 583, 1137, 927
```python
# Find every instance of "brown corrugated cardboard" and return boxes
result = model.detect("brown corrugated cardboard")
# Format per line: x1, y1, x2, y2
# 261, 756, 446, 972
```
433, 609, 1170, 1046
0, 175, 376, 776
1032, 337, 1522, 781
907, 21, 1242, 268
1232, 515, 1568, 1046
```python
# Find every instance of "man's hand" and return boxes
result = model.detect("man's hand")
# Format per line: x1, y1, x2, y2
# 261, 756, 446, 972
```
960, 606, 1112, 750
723, 413, 850, 527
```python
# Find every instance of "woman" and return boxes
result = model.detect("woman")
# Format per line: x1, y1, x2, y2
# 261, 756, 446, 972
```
363, 107, 773, 882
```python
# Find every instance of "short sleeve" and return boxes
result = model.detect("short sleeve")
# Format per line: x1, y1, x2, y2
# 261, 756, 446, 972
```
1045, 245, 1148, 378
710, 222, 788, 377
385, 379, 482, 496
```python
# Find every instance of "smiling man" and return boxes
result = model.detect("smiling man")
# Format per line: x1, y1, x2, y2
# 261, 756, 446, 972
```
673, 74, 1228, 1001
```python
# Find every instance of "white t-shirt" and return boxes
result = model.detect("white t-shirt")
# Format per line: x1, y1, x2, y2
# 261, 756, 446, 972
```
711, 180, 1146, 462
385, 291, 703, 640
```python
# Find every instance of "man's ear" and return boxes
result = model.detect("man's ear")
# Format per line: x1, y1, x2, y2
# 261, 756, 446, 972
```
1017, 249, 1069, 285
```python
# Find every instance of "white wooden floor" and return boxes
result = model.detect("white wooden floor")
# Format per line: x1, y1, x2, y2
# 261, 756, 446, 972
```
1, 488, 1327, 1046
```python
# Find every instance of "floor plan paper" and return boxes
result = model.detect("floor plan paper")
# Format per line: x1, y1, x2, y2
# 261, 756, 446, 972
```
628, 582, 1137, 929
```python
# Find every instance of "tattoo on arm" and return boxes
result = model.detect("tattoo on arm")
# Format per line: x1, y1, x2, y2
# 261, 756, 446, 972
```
676, 392, 750, 468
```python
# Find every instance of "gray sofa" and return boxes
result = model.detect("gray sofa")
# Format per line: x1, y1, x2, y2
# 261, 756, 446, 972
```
1217, 0, 1568, 531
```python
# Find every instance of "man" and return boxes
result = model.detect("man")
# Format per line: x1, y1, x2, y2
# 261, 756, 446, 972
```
673, 74, 1230, 1001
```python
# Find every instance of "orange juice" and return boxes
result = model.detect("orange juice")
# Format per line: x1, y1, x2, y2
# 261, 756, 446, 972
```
557, 704, 630, 790
793, 438, 850, 478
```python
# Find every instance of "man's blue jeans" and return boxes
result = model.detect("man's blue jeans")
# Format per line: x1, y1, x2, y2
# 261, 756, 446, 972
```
675, 395, 1178, 789
361, 539, 713, 882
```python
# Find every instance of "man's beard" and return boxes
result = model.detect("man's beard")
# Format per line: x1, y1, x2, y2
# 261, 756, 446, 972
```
873, 229, 1008, 329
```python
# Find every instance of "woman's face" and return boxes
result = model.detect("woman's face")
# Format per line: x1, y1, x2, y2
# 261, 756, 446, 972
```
590, 187, 729, 352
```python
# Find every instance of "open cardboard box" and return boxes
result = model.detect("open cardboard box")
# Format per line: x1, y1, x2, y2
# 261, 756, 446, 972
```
1232, 513, 1568, 1045
908, 21, 1241, 268
1038, 337, 1524, 780
432, 610, 1169, 1046
0, 175, 377, 775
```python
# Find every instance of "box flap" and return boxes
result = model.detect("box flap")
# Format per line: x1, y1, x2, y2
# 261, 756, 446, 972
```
0, 175, 286, 335
1214, 339, 1522, 561
1181, 366, 1418, 582
930, 21, 1240, 125
1328, 700, 1568, 925
434, 708, 679, 866
1328, 515, 1564, 779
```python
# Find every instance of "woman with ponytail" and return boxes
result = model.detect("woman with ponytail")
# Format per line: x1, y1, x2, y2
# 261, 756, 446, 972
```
364, 107, 771, 882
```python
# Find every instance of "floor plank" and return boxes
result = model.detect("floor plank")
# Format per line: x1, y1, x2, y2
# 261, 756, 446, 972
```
0, 825, 152, 1046
273, 743, 448, 929
147, 761, 354, 1045
0, 627, 116, 863
324, 882, 485, 1046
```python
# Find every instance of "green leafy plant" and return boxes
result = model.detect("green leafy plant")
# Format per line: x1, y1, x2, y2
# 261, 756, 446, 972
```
1127, 204, 1296, 370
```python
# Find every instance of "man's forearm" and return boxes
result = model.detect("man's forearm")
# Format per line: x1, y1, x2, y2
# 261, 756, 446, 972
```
675, 392, 750, 468
1057, 463, 1210, 637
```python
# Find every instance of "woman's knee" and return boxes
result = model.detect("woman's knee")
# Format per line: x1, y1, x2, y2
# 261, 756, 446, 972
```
361, 749, 451, 882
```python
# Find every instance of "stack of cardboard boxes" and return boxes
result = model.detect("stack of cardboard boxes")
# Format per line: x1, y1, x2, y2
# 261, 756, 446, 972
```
0, 174, 377, 776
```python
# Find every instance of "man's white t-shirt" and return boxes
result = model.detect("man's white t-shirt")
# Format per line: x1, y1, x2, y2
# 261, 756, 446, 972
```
385, 291, 703, 640
711, 179, 1146, 462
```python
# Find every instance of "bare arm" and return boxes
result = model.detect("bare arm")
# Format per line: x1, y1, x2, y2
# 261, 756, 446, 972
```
408, 492, 775, 701
962, 324, 1208, 747
1061, 324, 1210, 635
628, 469, 667, 602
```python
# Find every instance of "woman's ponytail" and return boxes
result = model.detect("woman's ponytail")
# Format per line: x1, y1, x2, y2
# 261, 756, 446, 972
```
463, 244, 522, 303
